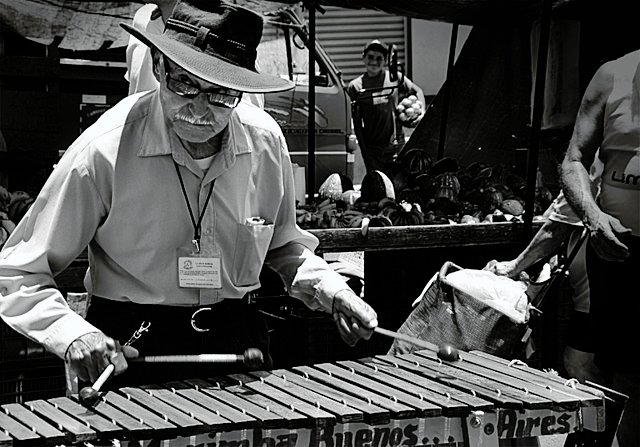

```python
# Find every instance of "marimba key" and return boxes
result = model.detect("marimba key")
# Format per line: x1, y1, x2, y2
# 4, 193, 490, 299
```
2, 403, 66, 445
25, 399, 96, 444
101, 390, 177, 439
229, 373, 336, 428
340, 359, 473, 417
0, 410, 41, 446
119, 387, 205, 436
315, 362, 443, 418
363, 356, 494, 411
468, 350, 605, 405
138, 384, 234, 430
0, 429, 11, 447
270, 368, 390, 426
376, 354, 524, 408
402, 353, 550, 408
205, 376, 310, 429
72, 393, 153, 440
164, 381, 259, 430
413, 350, 582, 409
294, 365, 416, 419
185, 379, 285, 429
248, 370, 363, 424
48, 396, 123, 441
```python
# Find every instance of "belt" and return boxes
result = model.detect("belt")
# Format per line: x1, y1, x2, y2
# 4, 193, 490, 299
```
89, 296, 254, 333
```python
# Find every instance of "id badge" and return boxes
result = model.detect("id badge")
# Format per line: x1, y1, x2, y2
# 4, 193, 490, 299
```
177, 245, 222, 289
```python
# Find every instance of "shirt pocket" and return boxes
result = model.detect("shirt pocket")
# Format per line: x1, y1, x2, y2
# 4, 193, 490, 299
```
231, 222, 274, 287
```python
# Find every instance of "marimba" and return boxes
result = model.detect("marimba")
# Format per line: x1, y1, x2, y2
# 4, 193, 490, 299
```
0, 347, 615, 447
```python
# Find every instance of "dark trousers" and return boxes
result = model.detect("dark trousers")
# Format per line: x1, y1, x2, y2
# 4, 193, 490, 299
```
84, 296, 272, 390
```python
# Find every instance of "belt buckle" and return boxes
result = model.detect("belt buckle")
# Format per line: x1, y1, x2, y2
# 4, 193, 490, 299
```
190, 307, 212, 332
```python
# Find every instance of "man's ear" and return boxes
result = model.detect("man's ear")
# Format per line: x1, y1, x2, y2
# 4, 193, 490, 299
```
150, 48, 162, 81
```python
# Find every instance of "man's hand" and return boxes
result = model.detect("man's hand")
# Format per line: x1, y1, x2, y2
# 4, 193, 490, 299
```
404, 112, 423, 128
586, 211, 631, 261
66, 332, 139, 383
484, 259, 519, 278
332, 289, 378, 346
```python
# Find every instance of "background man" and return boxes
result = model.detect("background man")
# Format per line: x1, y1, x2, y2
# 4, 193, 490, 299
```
348, 39, 426, 173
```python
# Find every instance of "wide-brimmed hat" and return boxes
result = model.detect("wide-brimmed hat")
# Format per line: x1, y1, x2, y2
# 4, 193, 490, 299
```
121, 0, 294, 93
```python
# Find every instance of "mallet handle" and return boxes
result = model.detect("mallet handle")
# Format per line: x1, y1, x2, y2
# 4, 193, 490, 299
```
374, 327, 438, 351
92, 363, 115, 391
131, 354, 244, 363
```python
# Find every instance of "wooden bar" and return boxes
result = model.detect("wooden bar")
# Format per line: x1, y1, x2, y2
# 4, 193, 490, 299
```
164, 381, 258, 430
207, 377, 309, 429
70, 394, 153, 439
2, 403, 66, 445
0, 410, 41, 445
269, 369, 390, 425
48, 397, 122, 441
100, 391, 177, 438
248, 370, 363, 423
294, 365, 416, 418
362, 356, 494, 410
229, 373, 336, 428
413, 350, 582, 409
309, 221, 542, 252
374, 355, 524, 408
185, 379, 286, 429
25, 399, 96, 444
339, 359, 473, 416
120, 387, 205, 436
402, 354, 551, 408
315, 362, 442, 417
138, 385, 234, 430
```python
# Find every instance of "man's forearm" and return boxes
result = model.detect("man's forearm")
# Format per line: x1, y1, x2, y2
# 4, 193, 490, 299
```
511, 219, 574, 273
561, 159, 600, 227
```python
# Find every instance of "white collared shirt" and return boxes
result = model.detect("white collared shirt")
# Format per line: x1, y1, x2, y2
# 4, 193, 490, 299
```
0, 90, 348, 358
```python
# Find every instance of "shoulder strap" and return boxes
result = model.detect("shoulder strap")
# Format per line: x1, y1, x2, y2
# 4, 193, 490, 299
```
528, 226, 588, 309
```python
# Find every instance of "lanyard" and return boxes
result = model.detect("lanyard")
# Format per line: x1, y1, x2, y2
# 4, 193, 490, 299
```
173, 161, 215, 253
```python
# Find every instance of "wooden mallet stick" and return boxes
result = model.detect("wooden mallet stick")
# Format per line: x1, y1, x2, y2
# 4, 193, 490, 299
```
79, 363, 114, 407
374, 327, 460, 361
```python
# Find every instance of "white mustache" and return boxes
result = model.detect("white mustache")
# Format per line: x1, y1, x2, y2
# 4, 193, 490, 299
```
175, 113, 214, 126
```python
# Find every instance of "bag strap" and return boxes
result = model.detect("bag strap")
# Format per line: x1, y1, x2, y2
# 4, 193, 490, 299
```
529, 226, 588, 308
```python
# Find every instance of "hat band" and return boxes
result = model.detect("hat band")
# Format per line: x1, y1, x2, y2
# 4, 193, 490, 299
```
165, 18, 257, 70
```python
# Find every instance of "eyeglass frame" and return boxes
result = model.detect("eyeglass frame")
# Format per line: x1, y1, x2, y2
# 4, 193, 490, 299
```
162, 56, 243, 108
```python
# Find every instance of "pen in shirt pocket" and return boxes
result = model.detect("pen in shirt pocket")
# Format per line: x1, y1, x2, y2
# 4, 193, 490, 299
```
246, 217, 266, 226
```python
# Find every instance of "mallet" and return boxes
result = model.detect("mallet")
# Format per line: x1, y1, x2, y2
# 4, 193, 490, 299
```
130, 348, 264, 369
78, 363, 115, 407
374, 327, 460, 361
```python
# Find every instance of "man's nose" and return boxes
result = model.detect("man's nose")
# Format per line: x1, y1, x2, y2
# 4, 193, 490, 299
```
191, 92, 211, 111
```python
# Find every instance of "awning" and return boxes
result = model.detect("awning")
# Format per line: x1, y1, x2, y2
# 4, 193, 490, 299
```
0, 0, 586, 52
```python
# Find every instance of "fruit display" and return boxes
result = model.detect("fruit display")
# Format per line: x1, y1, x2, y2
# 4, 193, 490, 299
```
396, 95, 423, 126
296, 153, 554, 230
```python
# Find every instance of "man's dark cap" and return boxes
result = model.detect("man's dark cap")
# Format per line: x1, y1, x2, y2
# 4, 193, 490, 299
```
363, 39, 387, 56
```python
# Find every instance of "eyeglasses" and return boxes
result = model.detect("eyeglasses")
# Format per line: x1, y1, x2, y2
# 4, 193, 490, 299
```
163, 57, 243, 108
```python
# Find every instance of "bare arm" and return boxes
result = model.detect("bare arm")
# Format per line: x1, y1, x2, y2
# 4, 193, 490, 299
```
487, 219, 574, 278
560, 62, 631, 260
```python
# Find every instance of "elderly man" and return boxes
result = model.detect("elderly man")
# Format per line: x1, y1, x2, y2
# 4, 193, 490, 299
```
0, 0, 377, 388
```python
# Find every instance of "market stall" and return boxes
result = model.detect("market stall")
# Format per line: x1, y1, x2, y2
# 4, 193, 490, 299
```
1, 0, 639, 390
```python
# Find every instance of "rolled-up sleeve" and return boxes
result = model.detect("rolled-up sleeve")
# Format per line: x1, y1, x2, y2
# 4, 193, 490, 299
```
0, 147, 105, 359
265, 136, 351, 313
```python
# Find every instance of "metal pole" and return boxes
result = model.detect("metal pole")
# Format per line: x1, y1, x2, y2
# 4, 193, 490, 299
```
437, 23, 458, 161
306, 2, 316, 203
524, 0, 552, 238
